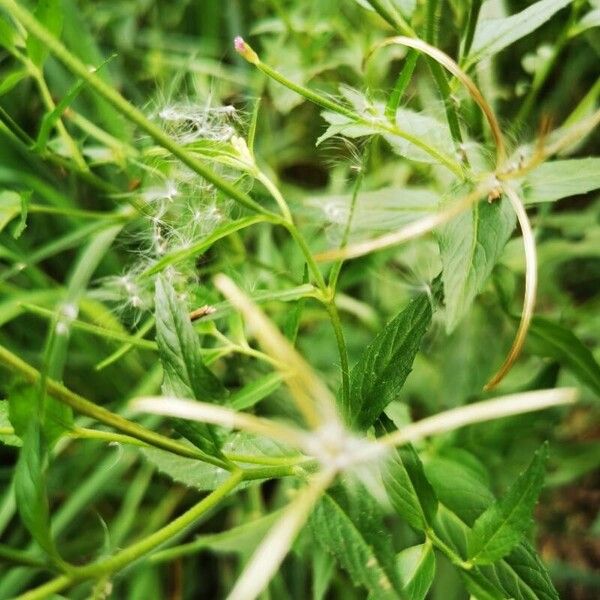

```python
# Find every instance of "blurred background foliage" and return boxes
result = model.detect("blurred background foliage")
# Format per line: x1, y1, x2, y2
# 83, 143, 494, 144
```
0, 0, 599, 598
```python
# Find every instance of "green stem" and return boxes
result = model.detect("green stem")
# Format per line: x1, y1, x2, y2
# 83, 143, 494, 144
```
324, 301, 350, 406
16, 472, 244, 600
284, 222, 327, 291
0, 344, 228, 469
29, 66, 88, 172
256, 171, 293, 222
459, 0, 483, 63
328, 143, 370, 292
0, 544, 48, 569
423, 0, 465, 154
367, 0, 416, 36
253, 58, 463, 177
0, 0, 269, 217
21, 303, 158, 350
426, 528, 473, 571
95, 317, 156, 371
385, 49, 418, 121
70, 427, 150, 447
27, 204, 133, 220
72, 427, 306, 471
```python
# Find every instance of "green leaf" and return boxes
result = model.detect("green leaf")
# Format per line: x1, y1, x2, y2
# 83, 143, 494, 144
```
0, 400, 22, 446
312, 545, 335, 600
317, 87, 454, 165
310, 482, 404, 599
433, 504, 559, 599
153, 510, 283, 563
462, 540, 559, 600
14, 420, 57, 558
9, 382, 69, 447
319, 108, 453, 165
33, 54, 114, 153
467, 443, 549, 564
396, 543, 435, 600
527, 317, 600, 396
425, 449, 494, 525
469, 0, 573, 65
346, 290, 433, 430
379, 418, 438, 531
0, 191, 21, 232
229, 372, 284, 410
26, 0, 64, 67
155, 275, 227, 454
0, 14, 22, 51
354, 0, 416, 18
34, 80, 86, 153
433, 494, 556, 599
142, 445, 231, 492
143, 433, 295, 491
306, 187, 438, 243
12, 190, 31, 239
524, 158, 600, 204
0, 67, 29, 96
142, 215, 267, 277
439, 196, 516, 332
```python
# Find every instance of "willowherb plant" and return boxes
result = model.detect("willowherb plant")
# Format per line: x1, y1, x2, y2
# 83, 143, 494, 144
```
0, 1, 599, 599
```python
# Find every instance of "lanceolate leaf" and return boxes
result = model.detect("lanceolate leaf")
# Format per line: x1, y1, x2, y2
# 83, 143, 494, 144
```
440, 196, 516, 332
469, 0, 572, 65
379, 417, 438, 531
527, 317, 600, 396
524, 158, 600, 204
427, 449, 559, 599
143, 433, 294, 491
425, 450, 494, 526
310, 482, 404, 599
433, 503, 559, 599
155, 275, 228, 454
396, 543, 435, 600
467, 443, 549, 564
367, 543, 435, 600
346, 289, 434, 430
465, 540, 559, 600
229, 372, 283, 411
14, 420, 57, 558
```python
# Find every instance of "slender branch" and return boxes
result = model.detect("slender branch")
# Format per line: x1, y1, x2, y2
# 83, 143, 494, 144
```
324, 301, 350, 407
234, 38, 464, 178
16, 472, 244, 600
20, 303, 157, 350
29, 66, 88, 172
366, 0, 415, 36
0, 544, 48, 569
0, 344, 228, 469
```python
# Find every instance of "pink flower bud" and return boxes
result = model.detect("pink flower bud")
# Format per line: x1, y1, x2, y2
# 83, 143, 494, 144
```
233, 35, 259, 65
234, 36, 245, 53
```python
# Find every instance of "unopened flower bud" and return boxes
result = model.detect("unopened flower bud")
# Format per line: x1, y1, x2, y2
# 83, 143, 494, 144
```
234, 36, 259, 65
